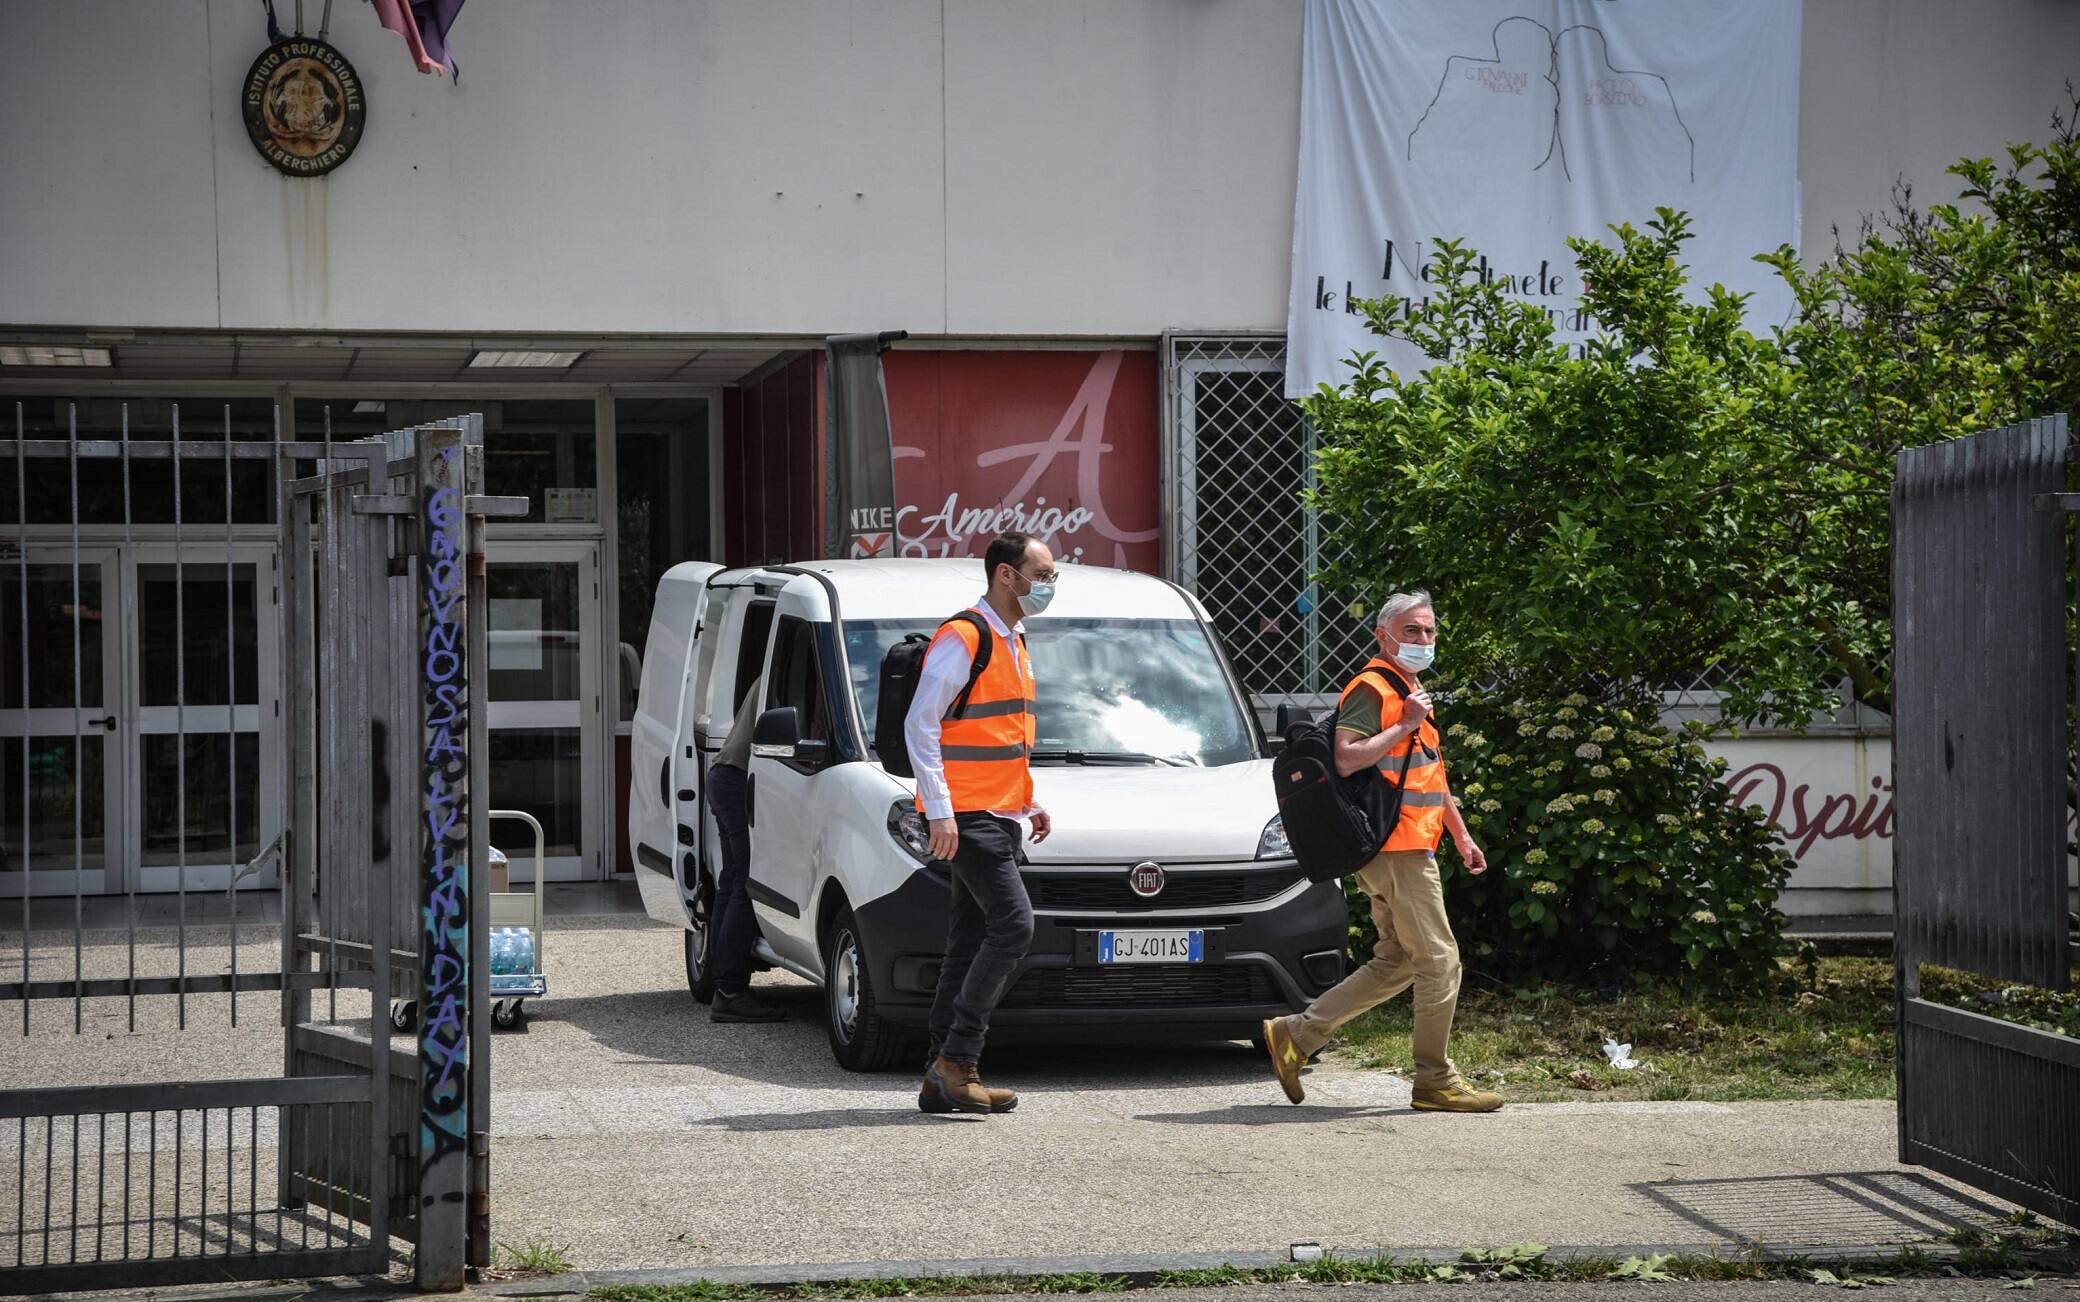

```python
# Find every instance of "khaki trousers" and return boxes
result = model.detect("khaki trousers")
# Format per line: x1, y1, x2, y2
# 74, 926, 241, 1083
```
1276, 848, 1463, 1090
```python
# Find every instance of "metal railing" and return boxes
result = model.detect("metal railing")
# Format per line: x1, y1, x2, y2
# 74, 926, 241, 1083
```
2, 405, 511, 1291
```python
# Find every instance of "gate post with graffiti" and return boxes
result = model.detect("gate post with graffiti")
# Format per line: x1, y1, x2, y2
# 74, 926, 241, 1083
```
414, 424, 474, 1289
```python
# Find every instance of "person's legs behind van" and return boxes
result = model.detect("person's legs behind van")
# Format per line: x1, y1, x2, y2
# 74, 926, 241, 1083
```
706, 761, 784, 1023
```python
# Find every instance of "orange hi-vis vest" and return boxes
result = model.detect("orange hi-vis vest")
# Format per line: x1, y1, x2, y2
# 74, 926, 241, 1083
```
919, 610, 1036, 815
1341, 658, 1448, 853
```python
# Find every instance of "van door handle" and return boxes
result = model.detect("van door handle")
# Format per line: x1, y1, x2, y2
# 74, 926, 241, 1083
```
659, 758, 671, 807
746, 774, 756, 828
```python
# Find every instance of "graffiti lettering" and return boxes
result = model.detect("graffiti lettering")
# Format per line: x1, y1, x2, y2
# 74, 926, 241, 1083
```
1726, 763, 1893, 860
418, 468, 471, 1178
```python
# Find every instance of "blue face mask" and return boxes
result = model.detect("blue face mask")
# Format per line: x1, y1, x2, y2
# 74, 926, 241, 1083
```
1393, 640, 1435, 672
1017, 579, 1056, 616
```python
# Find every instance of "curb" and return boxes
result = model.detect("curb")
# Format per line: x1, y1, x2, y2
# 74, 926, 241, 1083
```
472, 1240, 2008, 1298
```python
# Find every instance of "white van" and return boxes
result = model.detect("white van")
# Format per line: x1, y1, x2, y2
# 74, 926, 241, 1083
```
627, 558, 1349, 1070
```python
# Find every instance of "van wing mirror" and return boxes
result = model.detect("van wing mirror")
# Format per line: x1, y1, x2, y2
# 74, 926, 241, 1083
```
1275, 703, 1303, 737
751, 707, 801, 757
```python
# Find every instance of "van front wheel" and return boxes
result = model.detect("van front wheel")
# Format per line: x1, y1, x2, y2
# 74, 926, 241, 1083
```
822, 905, 905, 1072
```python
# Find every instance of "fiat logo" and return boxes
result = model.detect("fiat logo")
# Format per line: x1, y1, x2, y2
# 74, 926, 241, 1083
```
1128, 861, 1165, 898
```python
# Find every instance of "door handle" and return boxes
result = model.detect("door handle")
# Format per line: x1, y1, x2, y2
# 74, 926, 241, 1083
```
91, 716, 116, 731
746, 774, 756, 828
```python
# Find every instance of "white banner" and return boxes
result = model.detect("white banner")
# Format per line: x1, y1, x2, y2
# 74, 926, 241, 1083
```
1285, 0, 1802, 398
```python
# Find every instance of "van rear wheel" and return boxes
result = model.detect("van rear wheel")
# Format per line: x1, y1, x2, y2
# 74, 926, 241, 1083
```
822, 904, 905, 1072
683, 863, 717, 1005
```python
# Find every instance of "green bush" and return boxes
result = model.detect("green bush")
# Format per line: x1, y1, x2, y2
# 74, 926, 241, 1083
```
1344, 688, 1794, 991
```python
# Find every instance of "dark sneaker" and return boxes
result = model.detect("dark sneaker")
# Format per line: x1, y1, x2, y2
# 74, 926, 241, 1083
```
1411, 1078, 1504, 1112
919, 1072, 1017, 1114
710, 991, 786, 1023
1262, 1017, 1307, 1105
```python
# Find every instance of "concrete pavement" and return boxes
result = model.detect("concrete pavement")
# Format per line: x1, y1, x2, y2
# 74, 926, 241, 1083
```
1, 897, 2017, 1281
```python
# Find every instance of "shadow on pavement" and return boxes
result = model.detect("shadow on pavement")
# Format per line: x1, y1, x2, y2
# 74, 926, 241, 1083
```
1631, 1170, 2013, 1246
1131, 1102, 1407, 1125
685, 1107, 987, 1132
539, 981, 1285, 1092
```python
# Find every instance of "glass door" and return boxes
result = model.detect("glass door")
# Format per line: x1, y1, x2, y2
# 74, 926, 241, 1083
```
1, 549, 122, 898
126, 545, 279, 893
485, 542, 600, 882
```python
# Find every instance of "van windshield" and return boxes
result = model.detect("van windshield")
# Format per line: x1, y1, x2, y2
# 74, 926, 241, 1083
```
843, 618, 1255, 769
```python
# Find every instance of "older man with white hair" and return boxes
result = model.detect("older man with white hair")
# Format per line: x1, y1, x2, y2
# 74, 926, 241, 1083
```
1261, 590, 1503, 1111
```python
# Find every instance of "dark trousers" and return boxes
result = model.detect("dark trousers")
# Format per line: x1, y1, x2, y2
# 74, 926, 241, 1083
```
926, 812, 1035, 1065
705, 763, 759, 998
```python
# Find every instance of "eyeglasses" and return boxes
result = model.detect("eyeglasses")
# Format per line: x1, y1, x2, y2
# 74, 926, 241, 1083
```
1021, 568, 1061, 584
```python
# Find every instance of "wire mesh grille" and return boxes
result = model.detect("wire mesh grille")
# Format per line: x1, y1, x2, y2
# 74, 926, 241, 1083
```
1167, 336, 1374, 706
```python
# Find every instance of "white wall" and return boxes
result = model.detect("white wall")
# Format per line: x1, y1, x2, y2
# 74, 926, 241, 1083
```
0, 1, 2072, 338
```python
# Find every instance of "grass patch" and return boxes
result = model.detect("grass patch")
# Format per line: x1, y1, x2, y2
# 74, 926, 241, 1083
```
588, 1237, 2080, 1300
1330, 955, 1902, 1102
493, 1237, 576, 1276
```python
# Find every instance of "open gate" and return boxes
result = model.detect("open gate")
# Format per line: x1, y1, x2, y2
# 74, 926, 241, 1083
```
3, 407, 514, 1291
1893, 412, 2079, 1227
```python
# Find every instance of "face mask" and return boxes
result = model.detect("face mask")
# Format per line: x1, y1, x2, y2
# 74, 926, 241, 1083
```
1016, 578, 1056, 616
1393, 640, 1435, 672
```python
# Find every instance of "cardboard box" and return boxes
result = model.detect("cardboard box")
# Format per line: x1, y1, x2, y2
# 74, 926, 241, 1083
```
488, 848, 510, 894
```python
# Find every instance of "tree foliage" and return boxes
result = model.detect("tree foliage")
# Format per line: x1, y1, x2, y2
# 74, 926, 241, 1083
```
1304, 94, 2080, 726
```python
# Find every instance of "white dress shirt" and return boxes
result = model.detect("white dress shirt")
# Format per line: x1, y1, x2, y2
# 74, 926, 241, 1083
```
903, 596, 1040, 822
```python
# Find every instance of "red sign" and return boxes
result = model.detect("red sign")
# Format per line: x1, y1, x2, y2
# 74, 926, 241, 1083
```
883, 350, 1160, 573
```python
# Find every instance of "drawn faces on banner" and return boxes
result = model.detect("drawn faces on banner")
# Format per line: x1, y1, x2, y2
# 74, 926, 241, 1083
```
884, 350, 1160, 573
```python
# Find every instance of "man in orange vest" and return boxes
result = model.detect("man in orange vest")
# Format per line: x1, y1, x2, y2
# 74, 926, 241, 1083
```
1261, 590, 1504, 1112
906, 531, 1056, 1115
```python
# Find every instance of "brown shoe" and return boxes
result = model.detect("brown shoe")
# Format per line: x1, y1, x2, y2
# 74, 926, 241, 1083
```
918, 1071, 1018, 1114
922, 1057, 993, 1115
1261, 1017, 1307, 1105
1411, 1078, 1504, 1113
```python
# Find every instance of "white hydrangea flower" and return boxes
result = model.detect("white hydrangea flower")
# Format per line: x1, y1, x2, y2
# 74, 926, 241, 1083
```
1691, 909, 1717, 924
1590, 726, 1617, 743
1530, 879, 1560, 896
1518, 721, 1539, 737
1656, 813, 1682, 828
1582, 818, 1607, 834
1575, 742, 1603, 760
1590, 764, 1611, 778
1479, 798, 1502, 812
1563, 693, 1589, 707
1613, 757, 1633, 771
1548, 725, 1576, 740
1524, 848, 1549, 864
1555, 706, 1579, 721
1594, 789, 1617, 804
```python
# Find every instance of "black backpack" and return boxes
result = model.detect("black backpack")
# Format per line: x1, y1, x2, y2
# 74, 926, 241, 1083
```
1272, 666, 1418, 883
875, 610, 998, 778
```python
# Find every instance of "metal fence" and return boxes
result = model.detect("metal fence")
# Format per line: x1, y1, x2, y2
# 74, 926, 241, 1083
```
1893, 412, 2077, 1228
1163, 334, 1374, 713
2, 405, 507, 1291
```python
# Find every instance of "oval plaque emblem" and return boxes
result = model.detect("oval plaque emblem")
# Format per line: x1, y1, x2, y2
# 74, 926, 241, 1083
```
1128, 861, 1165, 898
242, 38, 366, 177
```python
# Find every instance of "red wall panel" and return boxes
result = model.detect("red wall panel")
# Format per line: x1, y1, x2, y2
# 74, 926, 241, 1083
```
883, 349, 1160, 573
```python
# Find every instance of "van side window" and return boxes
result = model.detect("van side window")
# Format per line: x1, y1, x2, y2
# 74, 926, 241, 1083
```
766, 616, 829, 743
732, 601, 775, 713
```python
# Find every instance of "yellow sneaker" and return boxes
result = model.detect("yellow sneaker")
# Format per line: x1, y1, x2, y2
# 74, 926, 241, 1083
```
1261, 1017, 1307, 1105
1411, 1078, 1504, 1113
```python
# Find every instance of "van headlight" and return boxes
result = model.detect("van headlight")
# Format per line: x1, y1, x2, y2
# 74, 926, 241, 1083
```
887, 800, 933, 864
1257, 814, 1291, 860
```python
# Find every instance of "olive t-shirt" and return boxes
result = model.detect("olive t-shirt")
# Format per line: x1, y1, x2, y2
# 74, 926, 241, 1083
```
1335, 673, 1442, 778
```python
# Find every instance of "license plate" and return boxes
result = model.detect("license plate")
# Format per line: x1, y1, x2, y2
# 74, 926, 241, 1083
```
1099, 929, 1204, 964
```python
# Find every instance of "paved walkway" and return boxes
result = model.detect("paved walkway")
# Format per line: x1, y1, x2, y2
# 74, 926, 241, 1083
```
2, 903, 2010, 1278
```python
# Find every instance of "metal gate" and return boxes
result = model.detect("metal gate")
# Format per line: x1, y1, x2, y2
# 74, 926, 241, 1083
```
1893, 412, 2078, 1227
1162, 333, 1373, 713
3, 405, 510, 1290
